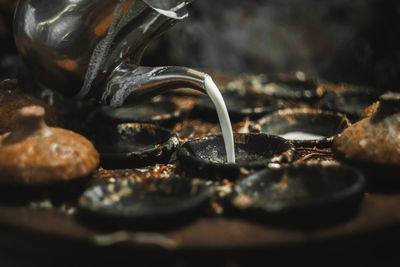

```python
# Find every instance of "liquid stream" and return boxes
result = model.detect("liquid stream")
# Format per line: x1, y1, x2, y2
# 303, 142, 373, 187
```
204, 75, 236, 163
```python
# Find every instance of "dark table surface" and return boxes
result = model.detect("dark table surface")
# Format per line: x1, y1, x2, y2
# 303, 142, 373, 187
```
0, 192, 399, 267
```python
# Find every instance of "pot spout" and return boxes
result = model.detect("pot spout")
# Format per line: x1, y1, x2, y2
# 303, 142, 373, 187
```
99, 64, 206, 107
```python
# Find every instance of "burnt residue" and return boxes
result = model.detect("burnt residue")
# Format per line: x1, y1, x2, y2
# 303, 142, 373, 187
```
92, 164, 177, 184
173, 119, 252, 142
294, 147, 337, 164
177, 133, 295, 180
173, 119, 223, 141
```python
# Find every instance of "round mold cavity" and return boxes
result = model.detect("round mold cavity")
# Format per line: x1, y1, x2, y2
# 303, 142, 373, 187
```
194, 91, 279, 122
91, 100, 185, 127
257, 73, 323, 100
78, 177, 210, 226
320, 87, 381, 120
178, 133, 295, 180
94, 123, 179, 169
251, 108, 351, 148
229, 163, 365, 225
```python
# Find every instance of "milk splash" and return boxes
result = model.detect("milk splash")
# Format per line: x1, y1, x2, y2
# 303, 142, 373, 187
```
204, 75, 235, 163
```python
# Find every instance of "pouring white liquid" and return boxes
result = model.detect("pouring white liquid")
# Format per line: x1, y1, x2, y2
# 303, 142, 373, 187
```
204, 75, 236, 163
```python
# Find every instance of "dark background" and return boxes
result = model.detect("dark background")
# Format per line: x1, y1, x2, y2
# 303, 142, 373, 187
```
143, 0, 400, 92
1, 0, 400, 91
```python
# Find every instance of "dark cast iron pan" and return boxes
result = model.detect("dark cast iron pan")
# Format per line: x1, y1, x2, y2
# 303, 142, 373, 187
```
227, 163, 366, 227
257, 73, 324, 101
78, 176, 211, 229
193, 91, 279, 122
93, 123, 179, 169
251, 108, 351, 148
90, 99, 186, 128
320, 86, 381, 121
178, 133, 295, 180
